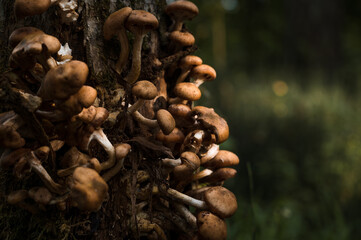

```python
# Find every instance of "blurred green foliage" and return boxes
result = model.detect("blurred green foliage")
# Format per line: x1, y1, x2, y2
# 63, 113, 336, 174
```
185, 0, 361, 239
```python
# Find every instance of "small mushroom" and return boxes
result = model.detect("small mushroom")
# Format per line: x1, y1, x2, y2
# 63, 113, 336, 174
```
69, 166, 109, 212
165, 0, 199, 31
168, 31, 195, 53
197, 211, 227, 240
102, 143, 131, 181
7, 190, 39, 214
173, 151, 200, 181
169, 82, 201, 104
28, 186, 53, 205
199, 168, 237, 185
202, 150, 239, 169
0, 125, 25, 149
9, 27, 44, 48
176, 55, 203, 84
103, 7, 133, 75
127, 80, 158, 114
189, 64, 216, 87
132, 109, 176, 135
125, 10, 159, 83
37, 60, 89, 101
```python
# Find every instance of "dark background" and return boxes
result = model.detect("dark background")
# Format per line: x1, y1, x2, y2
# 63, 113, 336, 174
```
184, 0, 361, 239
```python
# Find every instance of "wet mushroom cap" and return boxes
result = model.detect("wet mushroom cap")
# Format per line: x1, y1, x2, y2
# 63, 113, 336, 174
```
132, 80, 158, 100
174, 82, 201, 101
203, 150, 239, 169
190, 64, 217, 82
9, 27, 44, 48
197, 211, 227, 240
37, 60, 89, 101
103, 7, 133, 40
190, 106, 229, 144
125, 10, 159, 35
14, 0, 52, 19
169, 31, 195, 47
165, 1, 199, 23
156, 109, 176, 135
203, 186, 238, 218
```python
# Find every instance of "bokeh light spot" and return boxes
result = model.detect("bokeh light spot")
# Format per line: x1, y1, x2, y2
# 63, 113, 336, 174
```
272, 80, 288, 97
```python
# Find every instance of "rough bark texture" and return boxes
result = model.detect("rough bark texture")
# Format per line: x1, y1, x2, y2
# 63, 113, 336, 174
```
0, 1, 190, 239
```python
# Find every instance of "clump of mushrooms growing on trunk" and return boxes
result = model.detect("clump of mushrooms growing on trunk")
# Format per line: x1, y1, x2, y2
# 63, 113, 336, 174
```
0, 1, 240, 239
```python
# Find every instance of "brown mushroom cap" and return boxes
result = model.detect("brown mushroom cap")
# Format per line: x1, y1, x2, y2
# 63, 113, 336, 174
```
0, 148, 30, 169
155, 127, 185, 144
173, 151, 200, 180
28, 187, 52, 205
200, 167, 237, 184
9, 27, 44, 48
190, 64, 217, 83
38, 60, 89, 101
203, 186, 238, 218
0, 125, 25, 149
90, 107, 109, 129
179, 55, 203, 69
165, 1, 199, 24
70, 167, 109, 212
7, 189, 29, 205
197, 211, 227, 240
168, 103, 191, 119
169, 31, 195, 47
190, 106, 229, 144
202, 150, 239, 169
115, 143, 131, 160
125, 10, 159, 36
132, 80, 158, 100
60, 147, 91, 168
156, 109, 176, 135
14, 0, 52, 19
103, 7, 133, 40
174, 82, 201, 101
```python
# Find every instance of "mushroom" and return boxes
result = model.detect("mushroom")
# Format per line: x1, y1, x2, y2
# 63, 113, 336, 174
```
197, 211, 227, 240
176, 55, 203, 85
155, 127, 185, 151
132, 109, 176, 135
189, 64, 217, 87
102, 143, 131, 181
124, 10, 159, 83
37, 60, 89, 101
168, 31, 195, 53
103, 7, 133, 75
169, 82, 201, 105
172, 151, 200, 181
127, 80, 158, 114
198, 168, 237, 184
202, 150, 239, 169
7, 190, 39, 214
168, 103, 193, 128
28, 186, 53, 206
165, 0, 199, 32
8, 27, 44, 48
190, 106, 229, 144
14, 0, 52, 19
0, 125, 25, 149
69, 166, 109, 212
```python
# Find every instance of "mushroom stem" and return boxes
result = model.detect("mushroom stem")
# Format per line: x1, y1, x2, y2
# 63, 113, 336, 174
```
125, 34, 144, 84
176, 69, 191, 85
127, 99, 145, 114
156, 185, 207, 209
161, 158, 182, 167
131, 110, 158, 127
87, 128, 115, 171
115, 29, 130, 75
101, 155, 126, 181
27, 152, 66, 194
173, 202, 197, 230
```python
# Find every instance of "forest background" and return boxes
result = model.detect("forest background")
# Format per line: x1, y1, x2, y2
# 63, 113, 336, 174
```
189, 0, 361, 239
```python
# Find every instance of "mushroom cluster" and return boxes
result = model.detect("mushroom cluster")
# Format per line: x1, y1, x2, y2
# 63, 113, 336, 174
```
1, 1, 239, 239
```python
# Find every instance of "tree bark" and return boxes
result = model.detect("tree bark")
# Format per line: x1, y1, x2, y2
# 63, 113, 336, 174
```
0, 1, 195, 240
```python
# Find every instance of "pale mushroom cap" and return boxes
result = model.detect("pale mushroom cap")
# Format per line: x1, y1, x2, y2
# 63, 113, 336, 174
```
203, 150, 239, 169
174, 82, 201, 101
70, 167, 109, 212
203, 186, 238, 218
103, 7, 133, 40
169, 31, 195, 47
14, 0, 52, 19
38, 60, 89, 100
190, 64, 217, 82
132, 80, 158, 100
156, 109, 176, 135
191, 106, 229, 144
179, 55, 203, 69
197, 211, 227, 240
9, 27, 44, 48
125, 10, 159, 35
165, 1, 199, 22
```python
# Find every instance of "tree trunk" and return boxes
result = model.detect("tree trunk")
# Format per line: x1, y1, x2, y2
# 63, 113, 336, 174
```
0, 1, 198, 239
